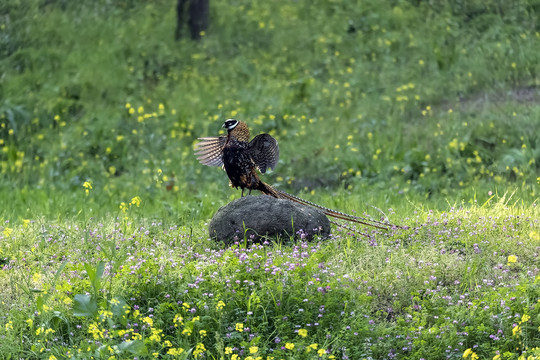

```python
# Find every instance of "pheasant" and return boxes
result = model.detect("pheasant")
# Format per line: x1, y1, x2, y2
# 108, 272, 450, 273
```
194, 119, 393, 233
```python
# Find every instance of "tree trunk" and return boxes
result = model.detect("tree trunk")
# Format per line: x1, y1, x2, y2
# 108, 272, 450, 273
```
175, 0, 210, 41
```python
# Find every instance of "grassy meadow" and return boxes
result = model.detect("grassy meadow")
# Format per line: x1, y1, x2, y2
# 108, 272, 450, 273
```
1, 0, 540, 359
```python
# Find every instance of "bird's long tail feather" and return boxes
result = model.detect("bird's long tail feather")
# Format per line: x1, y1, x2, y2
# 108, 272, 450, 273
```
257, 181, 394, 230
275, 189, 392, 230
329, 220, 371, 238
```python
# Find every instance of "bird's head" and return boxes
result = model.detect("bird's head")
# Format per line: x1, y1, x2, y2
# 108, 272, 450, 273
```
223, 119, 250, 141
223, 119, 239, 132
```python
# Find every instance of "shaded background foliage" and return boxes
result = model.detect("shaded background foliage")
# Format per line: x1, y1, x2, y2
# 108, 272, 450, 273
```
0, 0, 539, 220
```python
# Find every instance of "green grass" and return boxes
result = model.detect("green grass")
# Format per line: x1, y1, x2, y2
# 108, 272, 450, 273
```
1, 0, 540, 358
0, 196, 539, 359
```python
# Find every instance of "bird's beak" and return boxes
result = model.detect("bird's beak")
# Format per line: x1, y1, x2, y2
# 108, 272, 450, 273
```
222, 123, 226, 128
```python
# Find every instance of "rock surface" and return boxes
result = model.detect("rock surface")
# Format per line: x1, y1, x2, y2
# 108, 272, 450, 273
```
209, 195, 331, 243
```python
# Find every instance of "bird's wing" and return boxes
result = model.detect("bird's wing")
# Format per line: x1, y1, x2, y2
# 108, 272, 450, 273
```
248, 134, 279, 173
194, 136, 227, 167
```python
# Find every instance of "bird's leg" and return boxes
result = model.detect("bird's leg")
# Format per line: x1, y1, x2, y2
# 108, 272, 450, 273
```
248, 189, 252, 195
241, 188, 245, 197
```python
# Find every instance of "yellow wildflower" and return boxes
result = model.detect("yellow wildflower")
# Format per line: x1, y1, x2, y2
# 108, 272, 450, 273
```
285, 343, 294, 350
173, 314, 183, 326
235, 323, 244, 332
88, 322, 103, 339
142, 316, 153, 326
507, 255, 517, 264
463, 349, 472, 358
225, 347, 233, 354
130, 196, 141, 207
149, 328, 162, 342
298, 328, 308, 337
193, 343, 206, 358
3, 227, 13, 237
318, 348, 326, 356
250, 346, 258, 354
216, 300, 226, 310
167, 348, 185, 356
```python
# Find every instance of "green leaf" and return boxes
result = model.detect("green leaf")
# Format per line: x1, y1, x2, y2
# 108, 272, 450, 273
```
51, 311, 68, 329
84, 263, 95, 283
36, 295, 43, 312
84, 261, 105, 294
117, 340, 148, 356
110, 296, 128, 318
53, 260, 68, 283
73, 294, 98, 317
95, 261, 105, 283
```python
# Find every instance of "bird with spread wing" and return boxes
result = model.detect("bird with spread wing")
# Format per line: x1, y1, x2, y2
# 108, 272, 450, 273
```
194, 119, 393, 234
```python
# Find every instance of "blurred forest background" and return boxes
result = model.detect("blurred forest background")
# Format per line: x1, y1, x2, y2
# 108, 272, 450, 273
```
1, 0, 539, 221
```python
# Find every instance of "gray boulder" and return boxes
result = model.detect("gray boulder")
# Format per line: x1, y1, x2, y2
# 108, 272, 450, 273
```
209, 195, 331, 243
